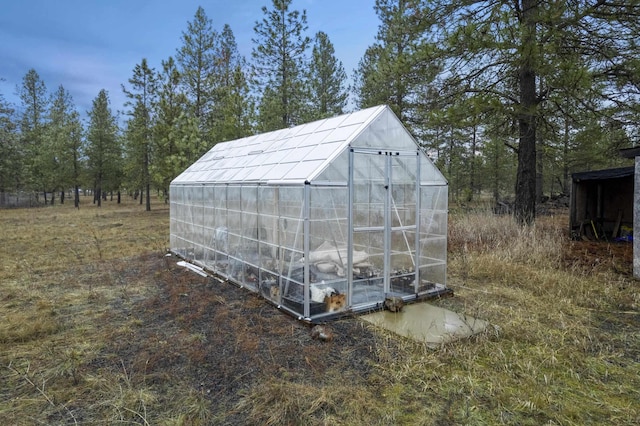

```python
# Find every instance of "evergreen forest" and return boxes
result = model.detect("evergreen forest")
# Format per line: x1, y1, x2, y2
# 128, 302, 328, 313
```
1, 0, 639, 224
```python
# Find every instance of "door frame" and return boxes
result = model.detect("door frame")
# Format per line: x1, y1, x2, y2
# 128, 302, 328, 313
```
347, 147, 421, 308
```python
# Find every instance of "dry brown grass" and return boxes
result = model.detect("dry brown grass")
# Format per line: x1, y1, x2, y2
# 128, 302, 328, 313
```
0, 198, 638, 425
441, 208, 640, 425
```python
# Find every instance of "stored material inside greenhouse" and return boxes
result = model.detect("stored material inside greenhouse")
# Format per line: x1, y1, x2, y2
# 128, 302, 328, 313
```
170, 105, 449, 322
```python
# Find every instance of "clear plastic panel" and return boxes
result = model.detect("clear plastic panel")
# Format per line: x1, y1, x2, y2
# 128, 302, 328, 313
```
420, 235, 446, 263
258, 186, 279, 260
351, 108, 416, 151
419, 263, 446, 290
309, 186, 348, 250
353, 154, 386, 228
420, 190, 448, 237
313, 149, 349, 183
391, 182, 416, 228
391, 155, 417, 183
419, 183, 447, 290
211, 185, 229, 266
351, 230, 384, 305
420, 154, 447, 184
227, 199, 242, 259
303, 141, 343, 161
389, 229, 417, 294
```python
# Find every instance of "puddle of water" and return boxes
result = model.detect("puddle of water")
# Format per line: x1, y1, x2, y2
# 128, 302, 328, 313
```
361, 302, 489, 346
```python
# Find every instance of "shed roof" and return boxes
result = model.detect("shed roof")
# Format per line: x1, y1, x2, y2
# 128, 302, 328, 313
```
171, 105, 445, 186
572, 166, 634, 182
619, 147, 640, 159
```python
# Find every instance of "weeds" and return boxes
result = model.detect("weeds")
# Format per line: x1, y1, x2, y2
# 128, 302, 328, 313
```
7, 360, 79, 425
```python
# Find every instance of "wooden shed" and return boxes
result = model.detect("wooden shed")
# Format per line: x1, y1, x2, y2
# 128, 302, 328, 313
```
569, 166, 634, 240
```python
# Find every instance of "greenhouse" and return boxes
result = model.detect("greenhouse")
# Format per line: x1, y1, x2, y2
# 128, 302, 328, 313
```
170, 105, 449, 322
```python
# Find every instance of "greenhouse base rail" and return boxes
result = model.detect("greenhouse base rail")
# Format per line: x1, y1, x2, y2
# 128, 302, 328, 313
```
169, 249, 453, 325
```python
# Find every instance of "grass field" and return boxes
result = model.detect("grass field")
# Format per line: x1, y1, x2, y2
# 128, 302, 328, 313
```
0, 197, 638, 425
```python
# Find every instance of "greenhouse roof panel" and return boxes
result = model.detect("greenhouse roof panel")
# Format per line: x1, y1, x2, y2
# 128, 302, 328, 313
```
261, 163, 292, 181
280, 134, 309, 149
304, 141, 344, 161
284, 160, 326, 180
171, 105, 446, 185
296, 119, 325, 135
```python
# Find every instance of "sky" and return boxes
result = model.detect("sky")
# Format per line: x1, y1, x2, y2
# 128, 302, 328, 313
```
0, 0, 379, 119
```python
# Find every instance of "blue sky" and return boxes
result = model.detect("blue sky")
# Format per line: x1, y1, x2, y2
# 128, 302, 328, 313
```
0, 0, 379, 118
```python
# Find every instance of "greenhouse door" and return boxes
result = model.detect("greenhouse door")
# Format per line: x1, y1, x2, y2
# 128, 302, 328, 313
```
349, 148, 419, 309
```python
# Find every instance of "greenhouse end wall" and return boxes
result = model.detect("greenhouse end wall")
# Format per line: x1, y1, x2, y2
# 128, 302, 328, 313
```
170, 179, 447, 321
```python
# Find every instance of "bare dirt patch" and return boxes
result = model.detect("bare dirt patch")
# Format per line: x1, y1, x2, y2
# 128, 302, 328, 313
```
87, 254, 397, 424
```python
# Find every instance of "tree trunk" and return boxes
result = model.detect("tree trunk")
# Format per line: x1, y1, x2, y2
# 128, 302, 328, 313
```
146, 182, 151, 211
96, 174, 102, 207
117, 191, 121, 204
562, 117, 570, 194
469, 124, 477, 202
514, 0, 537, 225
145, 145, 151, 212
60, 190, 64, 205
74, 185, 80, 208
536, 148, 544, 202
493, 142, 500, 204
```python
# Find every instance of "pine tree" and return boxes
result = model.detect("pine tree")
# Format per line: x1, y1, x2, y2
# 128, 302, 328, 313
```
305, 31, 348, 121
18, 69, 49, 198
354, 0, 439, 130
45, 85, 83, 205
86, 90, 119, 208
123, 58, 158, 211
153, 56, 190, 201
209, 24, 254, 141
0, 90, 20, 203
354, 45, 390, 109
252, 0, 310, 130
176, 6, 218, 142
422, 1, 640, 224
68, 111, 84, 207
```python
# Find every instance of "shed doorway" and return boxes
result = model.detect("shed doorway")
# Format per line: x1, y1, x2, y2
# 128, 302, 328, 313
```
349, 148, 420, 310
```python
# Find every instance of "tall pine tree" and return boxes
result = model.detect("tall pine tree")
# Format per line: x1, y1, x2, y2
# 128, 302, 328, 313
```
422, 1, 640, 224
153, 56, 190, 201
18, 69, 49, 199
0, 89, 20, 203
252, 0, 310, 130
86, 90, 120, 207
176, 6, 217, 147
305, 31, 348, 121
46, 85, 83, 205
354, 0, 440, 130
123, 58, 158, 211
209, 24, 254, 141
